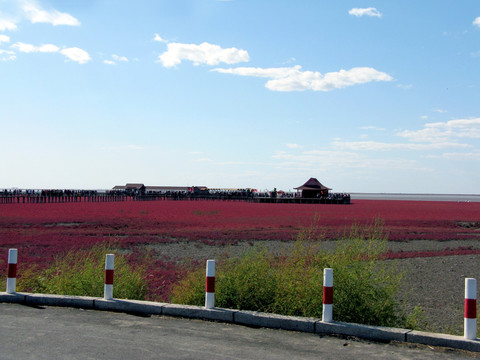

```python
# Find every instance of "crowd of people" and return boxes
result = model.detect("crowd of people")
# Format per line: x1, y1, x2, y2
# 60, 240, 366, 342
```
1, 187, 351, 204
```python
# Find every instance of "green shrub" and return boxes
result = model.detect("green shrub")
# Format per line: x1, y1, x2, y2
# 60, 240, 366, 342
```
172, 220, 412, 328
18, 244, 147, 300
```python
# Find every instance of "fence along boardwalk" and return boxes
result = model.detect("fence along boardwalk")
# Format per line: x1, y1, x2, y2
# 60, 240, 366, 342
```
0, 192, 351, 205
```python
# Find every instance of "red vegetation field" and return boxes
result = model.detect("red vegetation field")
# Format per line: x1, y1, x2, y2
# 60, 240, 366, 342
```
1, 199, 479, 300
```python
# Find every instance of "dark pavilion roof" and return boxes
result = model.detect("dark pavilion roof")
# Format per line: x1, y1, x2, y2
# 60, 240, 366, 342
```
294, 177, 331, 191
112, 183, 145, 190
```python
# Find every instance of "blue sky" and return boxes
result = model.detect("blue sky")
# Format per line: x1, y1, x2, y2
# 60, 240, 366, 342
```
1, 0, 480, 193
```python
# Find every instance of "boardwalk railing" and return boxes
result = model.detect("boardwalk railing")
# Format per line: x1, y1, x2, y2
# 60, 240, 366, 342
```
0, 193, 351, 205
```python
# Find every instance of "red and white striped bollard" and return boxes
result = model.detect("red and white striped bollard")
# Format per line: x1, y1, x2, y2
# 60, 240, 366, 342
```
6, 249, 18, 294
104, 254, 114, 300
205, 260, 215, 309
322, 268, 333, 322
464, 278, 477, 340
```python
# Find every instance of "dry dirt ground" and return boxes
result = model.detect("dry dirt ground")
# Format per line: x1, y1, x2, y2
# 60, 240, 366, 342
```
144, 238, 480, 335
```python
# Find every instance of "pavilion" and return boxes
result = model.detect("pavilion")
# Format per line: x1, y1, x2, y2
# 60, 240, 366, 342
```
294, 178, 331, 198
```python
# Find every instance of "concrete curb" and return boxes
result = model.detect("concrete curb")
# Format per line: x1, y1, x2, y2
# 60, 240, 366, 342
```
162, 303, 236, 322
94, 298, 165, 315
26, 293, 96, 309
406, 330, 480, 352
1, 292, 478, 352
234, 310, 316, 333
315, 320, 410, 343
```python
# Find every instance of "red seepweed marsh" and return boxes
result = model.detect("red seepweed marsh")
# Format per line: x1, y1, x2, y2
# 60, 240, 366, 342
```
1, 199, 479, 333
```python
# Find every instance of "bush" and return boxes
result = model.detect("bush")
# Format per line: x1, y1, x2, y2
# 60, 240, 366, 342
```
18, 243, 148, 300
172, 220, 412, 328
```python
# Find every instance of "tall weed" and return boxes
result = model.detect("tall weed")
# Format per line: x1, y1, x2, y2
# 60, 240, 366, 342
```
18, 243, 147, 300
172, 219, 412, 327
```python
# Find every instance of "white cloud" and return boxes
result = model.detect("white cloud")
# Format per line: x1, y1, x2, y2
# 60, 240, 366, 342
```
273, 149, 419, 171
212, 65, 393, 92
398, 118, 480, 142
11, 42, 90, 64
154, 33, 167, 43
0, 19, 18, 31
12, 42, 59, 53
21, 0, 80, 26
331, 118, 480, 153
0, 34, 10, 43
440, 152, 480, 161
349, 8, 382, 18
104, 54, 128, 65
158, 41, 249, 67
112, 54, 128, 62
60, 47, 91, 64
332, 140, 470, 151
360, 126, 386, 131
473, 17, 480, 28
0, 49, 16, 61
286, 143, 301, 149
397, 83, 412, 90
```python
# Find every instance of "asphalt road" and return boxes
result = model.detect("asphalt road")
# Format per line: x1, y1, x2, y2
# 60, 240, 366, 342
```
0, 303, 477, 360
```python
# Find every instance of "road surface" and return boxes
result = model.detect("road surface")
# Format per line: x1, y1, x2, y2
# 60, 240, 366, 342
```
0, 303, 476, 360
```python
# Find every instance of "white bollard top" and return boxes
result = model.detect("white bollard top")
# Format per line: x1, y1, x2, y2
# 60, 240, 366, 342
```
105, 254, 115, 270
465, 278, 477, 300
8, 248, 18, 263
206, 259, 215, 277
324, 268, 333, 287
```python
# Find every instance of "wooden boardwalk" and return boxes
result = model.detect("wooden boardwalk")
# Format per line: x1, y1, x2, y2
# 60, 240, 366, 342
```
0, 193, 350, 205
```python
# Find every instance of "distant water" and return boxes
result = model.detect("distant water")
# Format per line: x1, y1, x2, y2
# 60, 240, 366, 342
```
350, 193, 480, 202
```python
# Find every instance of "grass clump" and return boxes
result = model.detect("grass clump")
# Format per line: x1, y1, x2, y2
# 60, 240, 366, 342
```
172, 220, 414, 328
18, 243, 147, 300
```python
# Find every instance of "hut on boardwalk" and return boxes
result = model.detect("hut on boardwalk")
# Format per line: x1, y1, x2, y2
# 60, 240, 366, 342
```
112, 183, 145, 195
294, 178, 331, 198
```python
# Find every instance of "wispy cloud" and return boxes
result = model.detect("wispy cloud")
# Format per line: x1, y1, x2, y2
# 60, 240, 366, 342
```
104, 54, 128, 65
12, 42, 90, 64
439, 152, 480, 161
360, 126, 386, 131
332, 118, 480, 152
60, 47, 90, 64
397, 118, 480, 142
158, 41, 249, 67
0, 1, 79, 32
332, 140, 471, 151
397, 83, 413, 90
348, 8, 382, 18
273, 149, 420, 172
286, 143, 302, 149
112, 54, 128, 62
0, 18, 18, 31
0, 35, 10, 44
12, 42, 59, 53
473, 17, 480, 28
21, 0, 80, 26
0, 49, 16, 61
154, 33, 168, 43
212, 65, 393, 92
